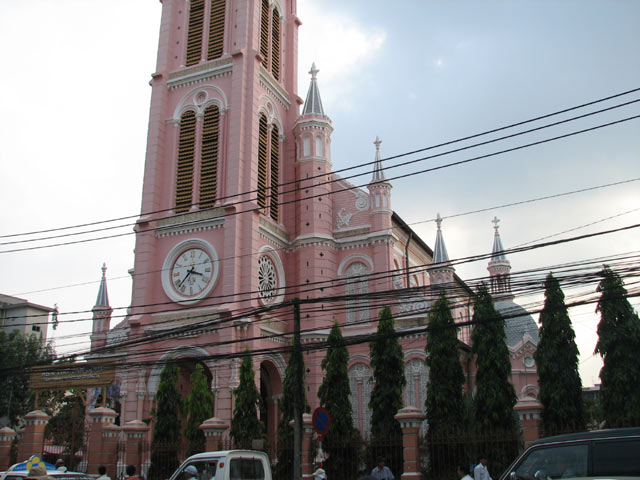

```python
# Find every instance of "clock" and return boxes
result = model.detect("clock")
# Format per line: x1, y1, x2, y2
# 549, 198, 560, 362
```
162, 239, 219, 304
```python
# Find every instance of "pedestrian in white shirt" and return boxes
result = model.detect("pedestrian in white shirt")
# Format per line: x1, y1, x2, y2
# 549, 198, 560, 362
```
458, 465, 473, 480
474, 457, 492, 480
371, 457, 394, 480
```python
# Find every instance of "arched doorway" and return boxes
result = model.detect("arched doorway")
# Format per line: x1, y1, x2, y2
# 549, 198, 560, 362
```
259, 358, 283, 457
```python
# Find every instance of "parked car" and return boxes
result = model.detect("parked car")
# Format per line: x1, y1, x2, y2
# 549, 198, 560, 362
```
0, 456, 91, 480
500, 427, 640, 480
169, 450, 271, 480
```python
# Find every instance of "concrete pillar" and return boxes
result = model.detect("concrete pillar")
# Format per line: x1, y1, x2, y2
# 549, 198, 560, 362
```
199, 417, 229, 452
302, 413, 314, 480
516, 403, 542, 447
100, 424, 122, 478
0, 427, 17, 470
122, 420, 149, 472
87, 407, 119, 475
395, 406, 425, 480
17, 410, 50, 461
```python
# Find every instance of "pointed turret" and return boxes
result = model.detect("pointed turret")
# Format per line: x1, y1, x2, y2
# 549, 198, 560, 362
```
429, 214, 455, 291
488, 217, 513, 298
371, 136, 386, 183
302, 63, 325, 116
91, 263, 113, 352
368, 137, 393, 235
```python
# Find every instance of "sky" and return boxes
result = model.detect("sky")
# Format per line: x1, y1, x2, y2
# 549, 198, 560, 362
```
1, 0, 639, 387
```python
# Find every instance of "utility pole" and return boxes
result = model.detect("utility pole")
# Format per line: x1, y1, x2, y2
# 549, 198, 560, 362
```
293, 298, 302, 480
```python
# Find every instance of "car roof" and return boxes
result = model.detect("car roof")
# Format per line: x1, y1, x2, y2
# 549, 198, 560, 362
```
185, 450, 268, 461
531, 427, 640, 447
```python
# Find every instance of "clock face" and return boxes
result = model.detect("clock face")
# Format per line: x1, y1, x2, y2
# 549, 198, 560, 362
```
161, 239, 219, 305
171, 247, 213, 298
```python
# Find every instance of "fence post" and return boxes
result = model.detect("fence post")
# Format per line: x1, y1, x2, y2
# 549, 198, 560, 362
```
0, 427, 17, 470
515, 404, 542, 447
87, 407, 119, 476
395, 406, 425, 480
199, 417, 229, 452
16, 410, 50, 461
301, 413, 314, 479
101, 424, 122, 478
122, 419, 150, 473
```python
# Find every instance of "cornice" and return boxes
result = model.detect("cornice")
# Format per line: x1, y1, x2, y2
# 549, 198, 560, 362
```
258, 67, 291, 110
156, 208, 225, 238
167, 57, 234, 90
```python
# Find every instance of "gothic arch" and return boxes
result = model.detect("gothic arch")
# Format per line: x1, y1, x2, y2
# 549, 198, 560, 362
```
520, 384, 539, 400
173, 85, 229, 121
337, 254, 374, 277
257, 95, 284, 135
147, 345, 216, 395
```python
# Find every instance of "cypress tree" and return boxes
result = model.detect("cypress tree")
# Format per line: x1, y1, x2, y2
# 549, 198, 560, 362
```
471, 284, 518, 472
274, 343, 308, 480
425, 294, 466, 477
535, 273, 585, 435
148, 359, 183, 480
595, 266, 640, 427
369, 306, 405, 475
185, 363, 215, 456
230, 351, 264, 449
318, 321, 360, 480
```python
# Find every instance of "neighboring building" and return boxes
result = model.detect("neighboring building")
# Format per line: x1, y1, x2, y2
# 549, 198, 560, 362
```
88, 0, 540, 448
0, 293, 55, 341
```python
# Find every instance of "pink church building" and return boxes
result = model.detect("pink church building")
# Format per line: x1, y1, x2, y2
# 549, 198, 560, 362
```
88, 0, 540, 451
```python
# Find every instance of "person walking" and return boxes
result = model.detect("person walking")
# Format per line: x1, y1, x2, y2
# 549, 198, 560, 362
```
371, 457, 394, 480
97, 466, 111, 480
457, 465, 473, 480
55, 460, 67, 473
474, 457, 492, 480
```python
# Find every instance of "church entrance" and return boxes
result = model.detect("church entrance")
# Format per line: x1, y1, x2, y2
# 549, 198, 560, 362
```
259, 360, 282, 458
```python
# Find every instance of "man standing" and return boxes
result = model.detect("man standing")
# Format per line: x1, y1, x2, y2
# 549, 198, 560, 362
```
371, 457, 394, 480
474, 458, 492, 480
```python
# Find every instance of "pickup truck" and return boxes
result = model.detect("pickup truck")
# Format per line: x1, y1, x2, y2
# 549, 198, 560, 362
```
169, 450, 271, 480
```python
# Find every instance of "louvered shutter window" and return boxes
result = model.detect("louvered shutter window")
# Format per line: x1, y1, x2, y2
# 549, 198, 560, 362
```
260, 0, 269, 69
271, 9, 280, 80
199, 105, 219, 208
257, 114, 268, 209
269, 126, 279, 221
186, 0, 205, 66
175, 111, 196, 212
207, 0, 225, 60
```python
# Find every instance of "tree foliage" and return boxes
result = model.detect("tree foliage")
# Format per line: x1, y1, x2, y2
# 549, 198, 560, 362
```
0, 330, 56, 427
471, 284, 519, 471
318, 321, 360, 480
425, 294, 466, 434
148, 359, 183, 480
185, 364, 214, 456
369, 306, 405, 474
594, 266, 640, 427
274, 343, 308, 480
534, 273, 585, 435
230, 352, 264, 449
45, 391, 85, 470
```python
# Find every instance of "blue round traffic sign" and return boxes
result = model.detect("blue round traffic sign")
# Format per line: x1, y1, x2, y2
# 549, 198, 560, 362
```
312, 407, 331, 434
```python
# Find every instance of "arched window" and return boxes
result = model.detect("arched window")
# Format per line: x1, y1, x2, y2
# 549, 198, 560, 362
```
186, 0, 205, 67
315, 135, 323, 157
207, 0, 226, 60
345, 262, 370, 324
260, 0, 269, 69
270, 126, 279, 221
271, 8, 280, 80
175, 111, 197, 212
257, 114, 268, 209
199, 105, 220, 208
348, 363, 373, 436
303, 136, 311, 157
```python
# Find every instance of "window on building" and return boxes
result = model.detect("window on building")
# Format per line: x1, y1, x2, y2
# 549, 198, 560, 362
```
256, 114, 279, 221
270, 126, 279, 221
271, 8, 280, 80
199, 105, 220, 208
175, 110, 197, 212
186, 0, 205, 66
207, 0, 225, 60
260, 0, 269, 69
315, 135, 323, 157
345, 262, 370, 324
259, 1, 281, 79
257, 114, 268, 209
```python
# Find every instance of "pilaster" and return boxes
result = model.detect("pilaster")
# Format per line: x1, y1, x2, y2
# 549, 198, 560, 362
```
16, 410, 49, 461
395, 406, 425, 480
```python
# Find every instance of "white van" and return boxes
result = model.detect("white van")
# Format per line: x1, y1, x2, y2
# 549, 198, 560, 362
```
169, 450, 271, 480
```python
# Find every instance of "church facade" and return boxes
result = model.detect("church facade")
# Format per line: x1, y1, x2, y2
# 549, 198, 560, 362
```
89, 0, 540, 448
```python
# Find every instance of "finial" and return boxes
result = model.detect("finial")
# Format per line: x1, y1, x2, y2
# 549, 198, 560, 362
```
492, 216, 500, 232
102, 263, 107, 276
374, 136, 382, 152
436, 213, 442, 230
309, 62, 319, 79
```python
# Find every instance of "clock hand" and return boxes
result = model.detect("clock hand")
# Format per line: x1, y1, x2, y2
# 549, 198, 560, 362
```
178, 268, 194, 287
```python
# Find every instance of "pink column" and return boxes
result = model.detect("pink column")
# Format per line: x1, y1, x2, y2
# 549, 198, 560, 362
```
515, 403, 542, 447
101, 423, 122, 478
87, 407, 119, 475
0, 427, 17, 470
16, 410, 50, 461
395, 406, 425, 480
302, 413, 314, 480
122, 420, 150, 472
199, 417, 229, 452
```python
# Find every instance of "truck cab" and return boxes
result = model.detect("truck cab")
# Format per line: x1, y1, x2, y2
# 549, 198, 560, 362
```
169, 450, 271, 480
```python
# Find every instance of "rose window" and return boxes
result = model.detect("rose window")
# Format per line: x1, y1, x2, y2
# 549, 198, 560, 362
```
258, 255, 278, 303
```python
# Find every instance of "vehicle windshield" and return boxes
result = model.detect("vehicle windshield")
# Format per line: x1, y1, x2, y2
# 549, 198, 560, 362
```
514, 444, 588, 480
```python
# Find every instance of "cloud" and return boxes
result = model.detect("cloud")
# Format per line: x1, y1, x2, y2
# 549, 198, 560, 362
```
297, 0, 386, 111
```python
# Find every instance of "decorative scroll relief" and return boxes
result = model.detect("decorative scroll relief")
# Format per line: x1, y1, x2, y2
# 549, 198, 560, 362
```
355, 192, 369, 211
397, 296, 431, 315
337, 208, 355, 228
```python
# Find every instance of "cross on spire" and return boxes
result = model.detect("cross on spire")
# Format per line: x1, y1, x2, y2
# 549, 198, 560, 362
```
492, 216, 500, 232
436, 213, 443, 230
309, 62, 319, 79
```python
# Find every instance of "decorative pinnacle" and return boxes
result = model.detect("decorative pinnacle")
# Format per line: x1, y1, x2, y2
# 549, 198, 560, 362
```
309, 62, 319, 79
492, 216, 500, 232
374, 136, 382, 152
436, 213, 443, 230
102, 263, 107, 277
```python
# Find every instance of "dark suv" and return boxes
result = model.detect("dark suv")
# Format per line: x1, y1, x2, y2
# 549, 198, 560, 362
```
500, 428, 640, 480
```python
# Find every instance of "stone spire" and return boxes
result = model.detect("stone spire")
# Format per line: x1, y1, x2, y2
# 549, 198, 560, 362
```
302, 63, 325, 116
432, 213, 450, 264
371, 136, 386, 182
95, 263, 110, 307
488, 217, 513, 298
